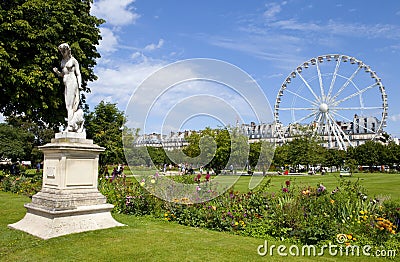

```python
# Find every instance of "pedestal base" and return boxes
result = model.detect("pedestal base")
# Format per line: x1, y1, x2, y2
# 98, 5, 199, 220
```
8, 131, 125, 239
8, 203, 124, 239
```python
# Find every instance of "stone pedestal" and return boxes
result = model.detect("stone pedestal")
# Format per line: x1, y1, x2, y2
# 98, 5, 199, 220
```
8, 131, 124, 239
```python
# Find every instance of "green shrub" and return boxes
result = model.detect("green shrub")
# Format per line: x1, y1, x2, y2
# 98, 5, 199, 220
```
3, 170, 399, 252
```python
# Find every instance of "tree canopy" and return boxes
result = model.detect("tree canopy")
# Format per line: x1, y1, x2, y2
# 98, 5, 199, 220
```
84, 101, 126, 167
0, 123, 34, 162
0, 0, 103, 128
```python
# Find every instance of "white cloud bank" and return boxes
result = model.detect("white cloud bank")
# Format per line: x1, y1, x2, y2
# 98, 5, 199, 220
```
91, 0, 140, 26
389, 113, 400, 122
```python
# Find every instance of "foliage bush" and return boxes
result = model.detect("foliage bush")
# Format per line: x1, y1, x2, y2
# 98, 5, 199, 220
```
96, 173, 399, 251
0, 172, 42, 197
1, 171, 399, 252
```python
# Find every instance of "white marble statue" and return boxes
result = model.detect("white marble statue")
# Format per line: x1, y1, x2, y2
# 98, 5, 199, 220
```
53, 43, 84, 132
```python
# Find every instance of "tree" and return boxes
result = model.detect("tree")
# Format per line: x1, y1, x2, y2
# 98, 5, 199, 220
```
6, 115, 54, 146
249, 140, 275, 175
84, 101, 126, 168
5, 115, 55, 163
227, 127, 250, 172
324, 149, 346, 172
122, 127, 153, 167
282, 133, 327, 172
146, 147, 169, 167
0, 123, 34, 162
271, 143, 289, 169
386, 142, 400, 169
0, 0, 103, 128
353, 141, 383, 171
183, 127, 232, 172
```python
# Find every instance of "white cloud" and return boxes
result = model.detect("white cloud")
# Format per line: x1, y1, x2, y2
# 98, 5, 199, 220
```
92, 0, 141, 55
144, 39, 165, 51
120, 59, 273, 133
87, 59, 165, 111
203, 34, 304, 70
265, 19, 400, 40
97, 27, 118, 53
389, 113, 400, 122
135, 80, 268, 133
263, 3, 282, 21
131, 51, 142, 60
207, 13, 400, 72
91, 0, 140, 26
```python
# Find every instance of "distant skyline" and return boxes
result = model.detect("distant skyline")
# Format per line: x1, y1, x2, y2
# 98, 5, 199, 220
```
89, 0, 400, 137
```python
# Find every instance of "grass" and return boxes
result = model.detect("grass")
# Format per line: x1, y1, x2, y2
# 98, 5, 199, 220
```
1, 192, 394, 261
125, 169, 400, 201
228, 172, 400, 201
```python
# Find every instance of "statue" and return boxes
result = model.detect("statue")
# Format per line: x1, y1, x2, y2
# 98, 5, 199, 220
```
53, 43, 84, 132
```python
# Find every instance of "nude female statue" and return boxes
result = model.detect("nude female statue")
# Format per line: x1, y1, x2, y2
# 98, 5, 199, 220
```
53, 43, 84, 132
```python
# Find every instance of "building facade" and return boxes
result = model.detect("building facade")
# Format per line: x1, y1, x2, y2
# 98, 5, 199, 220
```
134, 115, 386, 150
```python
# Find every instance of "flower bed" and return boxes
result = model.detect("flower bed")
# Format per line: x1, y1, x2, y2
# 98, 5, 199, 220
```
2, 172, 399, 252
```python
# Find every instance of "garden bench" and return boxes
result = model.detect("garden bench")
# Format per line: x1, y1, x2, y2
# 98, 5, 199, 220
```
339, 171, 352, 177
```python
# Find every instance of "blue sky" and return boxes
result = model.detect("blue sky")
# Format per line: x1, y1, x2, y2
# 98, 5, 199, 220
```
89, 0, 400, 137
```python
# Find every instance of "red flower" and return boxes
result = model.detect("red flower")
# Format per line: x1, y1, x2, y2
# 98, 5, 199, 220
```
205, 174, 211, 181
285, 180, 291, 187
194, 173, 202, 182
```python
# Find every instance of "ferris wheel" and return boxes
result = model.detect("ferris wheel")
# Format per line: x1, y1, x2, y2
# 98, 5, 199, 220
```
274, 54, 388, 150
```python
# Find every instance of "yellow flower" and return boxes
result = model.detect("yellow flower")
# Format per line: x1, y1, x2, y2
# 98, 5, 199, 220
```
211, 206, 217, 211
151, 179, 156, 184
140, 182, 145, 187
164, 213, 169, 217
330, 199, 335, 204
234, 222, 239, 226
346, 234, 353, 240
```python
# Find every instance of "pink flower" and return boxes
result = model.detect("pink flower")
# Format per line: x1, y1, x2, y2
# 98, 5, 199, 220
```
282, 187, 289, 193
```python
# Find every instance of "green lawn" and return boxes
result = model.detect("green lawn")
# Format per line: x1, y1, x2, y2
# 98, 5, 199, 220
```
224, 173, 400, 201
1, 192, 393, 261
126, 169, 400, 201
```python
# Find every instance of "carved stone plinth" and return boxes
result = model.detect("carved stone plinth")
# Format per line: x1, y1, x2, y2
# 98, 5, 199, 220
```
8, 132, 124, 239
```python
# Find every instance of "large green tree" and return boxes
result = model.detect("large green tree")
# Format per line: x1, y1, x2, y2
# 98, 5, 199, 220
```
0, 123, 34, 162
183, 127, 249, 172
85, 101, 126, 168
352, 140, 385, 170
5, 115, 55, 163
0, 0, 103, 127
